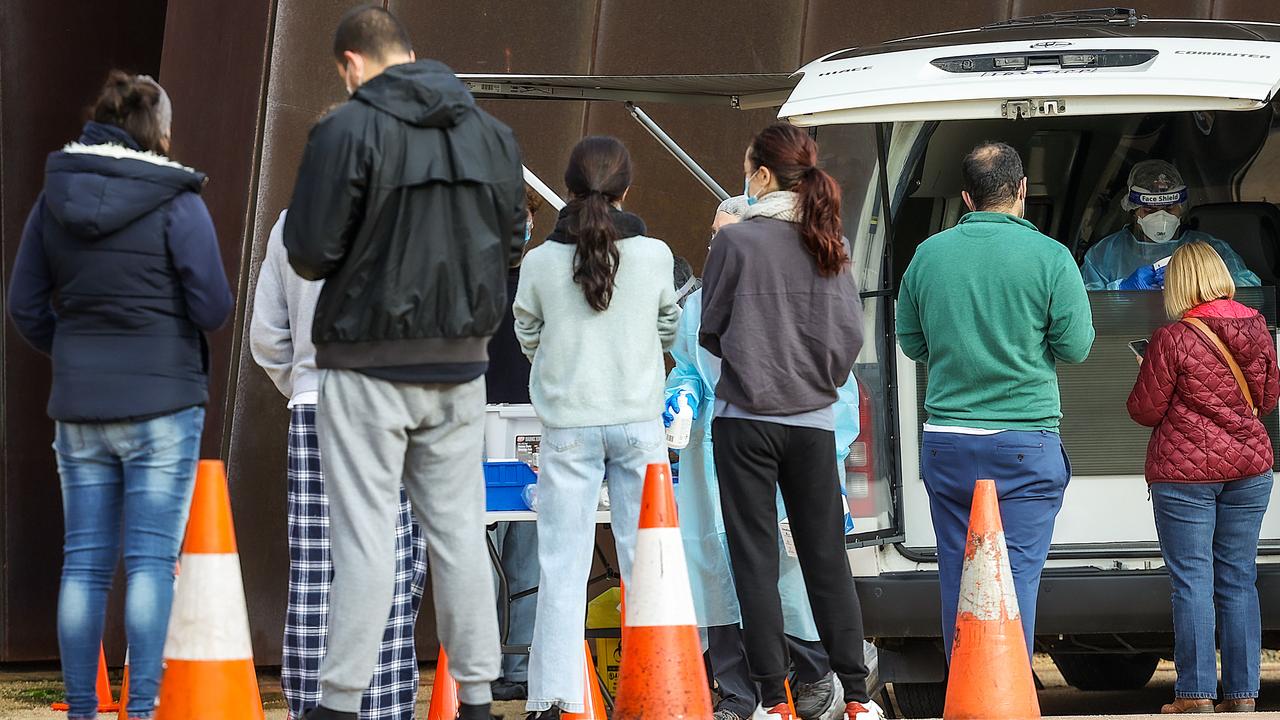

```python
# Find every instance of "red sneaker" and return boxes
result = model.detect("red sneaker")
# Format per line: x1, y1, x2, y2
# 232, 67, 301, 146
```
753, 703, 793, 719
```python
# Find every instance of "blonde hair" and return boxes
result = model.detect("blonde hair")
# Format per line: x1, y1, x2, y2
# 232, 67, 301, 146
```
1164, 241, 1235, 318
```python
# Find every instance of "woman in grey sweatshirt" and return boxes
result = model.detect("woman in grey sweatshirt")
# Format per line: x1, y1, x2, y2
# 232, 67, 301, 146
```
249, 210, 427, 720
513, 137, 679, 717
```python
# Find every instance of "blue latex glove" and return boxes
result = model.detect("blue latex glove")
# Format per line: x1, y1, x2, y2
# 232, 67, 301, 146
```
1118, 263, 1165, 291
662, 390, 698, 427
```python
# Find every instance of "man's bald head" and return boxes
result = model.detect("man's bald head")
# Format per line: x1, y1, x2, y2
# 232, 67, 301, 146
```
961, 141, 1026, 214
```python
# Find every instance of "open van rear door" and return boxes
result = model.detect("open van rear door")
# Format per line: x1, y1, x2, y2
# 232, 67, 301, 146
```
780, 35, 1280, 125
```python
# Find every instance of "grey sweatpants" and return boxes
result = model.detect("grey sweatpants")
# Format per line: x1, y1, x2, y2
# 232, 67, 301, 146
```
317, 369, 499, 710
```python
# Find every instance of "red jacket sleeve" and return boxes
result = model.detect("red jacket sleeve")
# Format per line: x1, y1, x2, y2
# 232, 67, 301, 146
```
1128, 325, 1179, 427
1258, 326, 1280, 416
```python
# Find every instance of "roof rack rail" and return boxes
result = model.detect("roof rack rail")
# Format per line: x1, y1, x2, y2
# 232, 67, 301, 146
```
983, 7, 1140, 30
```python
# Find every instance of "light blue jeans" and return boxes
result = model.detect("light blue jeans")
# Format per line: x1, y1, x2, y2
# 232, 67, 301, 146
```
54, 407, 204, 719
526, 419, 668, 713
1151, 472, 1273, 700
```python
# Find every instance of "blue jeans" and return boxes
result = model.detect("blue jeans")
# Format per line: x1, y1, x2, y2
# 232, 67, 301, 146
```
1151, 472, 1273, 700
920, 430, 1070, 659
526, 419, 667, 713
493, 520, 538, 681
54, 407, 204, 719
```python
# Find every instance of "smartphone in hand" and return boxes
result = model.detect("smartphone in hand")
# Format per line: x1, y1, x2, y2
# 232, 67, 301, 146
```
1129, 339, 1150, 359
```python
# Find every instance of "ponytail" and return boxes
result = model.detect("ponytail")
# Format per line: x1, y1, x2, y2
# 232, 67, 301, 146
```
91, 70, 171, 155
563, 137, 633, 311
796, 165, 848, 277
748, 123, 849, 277
572, 192, 622, 312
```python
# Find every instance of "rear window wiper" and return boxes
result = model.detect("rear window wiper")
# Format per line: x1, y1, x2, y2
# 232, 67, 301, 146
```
984, 7, 1140, 30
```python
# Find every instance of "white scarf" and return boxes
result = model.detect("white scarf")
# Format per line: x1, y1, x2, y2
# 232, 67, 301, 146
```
741, 190, 800, 223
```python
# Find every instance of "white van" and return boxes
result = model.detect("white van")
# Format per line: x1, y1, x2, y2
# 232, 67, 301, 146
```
466, 10, 1280, 717
779, 10, 1280, 717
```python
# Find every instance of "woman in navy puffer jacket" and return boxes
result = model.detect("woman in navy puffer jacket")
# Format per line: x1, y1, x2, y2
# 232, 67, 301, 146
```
6, 71, 232, 720
1128, 241, 1278, 714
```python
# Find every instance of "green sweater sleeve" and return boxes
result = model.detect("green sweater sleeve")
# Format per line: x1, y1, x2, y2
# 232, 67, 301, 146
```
895, 273, 928, 363
1047, 252, 1095, 364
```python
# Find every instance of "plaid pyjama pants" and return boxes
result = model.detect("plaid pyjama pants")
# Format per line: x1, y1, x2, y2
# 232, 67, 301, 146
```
283, 404, 429, 719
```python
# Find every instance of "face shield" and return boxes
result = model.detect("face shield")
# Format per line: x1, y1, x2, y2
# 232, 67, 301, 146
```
1121, 160, 1189, 243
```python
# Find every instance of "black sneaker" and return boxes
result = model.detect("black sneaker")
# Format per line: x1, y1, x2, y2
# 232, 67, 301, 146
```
713, 708, 749, 720
793, 672, 840, 719
302, 707, 358, 720
524, 708, 562, 720
492, 678, 529, 701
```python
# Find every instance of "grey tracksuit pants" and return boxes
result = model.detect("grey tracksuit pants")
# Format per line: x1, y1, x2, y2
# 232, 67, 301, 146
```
317, 370, 499, 710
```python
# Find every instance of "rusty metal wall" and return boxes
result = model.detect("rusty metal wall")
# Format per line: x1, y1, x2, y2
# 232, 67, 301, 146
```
0, 0, 169, 661
8, 0, 1280, 662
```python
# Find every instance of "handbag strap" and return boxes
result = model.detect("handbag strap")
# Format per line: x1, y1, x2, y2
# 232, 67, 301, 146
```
1181, 317, 1257, 416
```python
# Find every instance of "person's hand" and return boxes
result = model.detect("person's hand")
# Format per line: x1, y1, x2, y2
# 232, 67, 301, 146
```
1135, 353, 1144, 366
1119, 263, 1165, 291
662, 390, 698, 426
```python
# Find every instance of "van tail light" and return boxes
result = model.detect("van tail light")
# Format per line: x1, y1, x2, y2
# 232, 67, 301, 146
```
844, 378, 878, 518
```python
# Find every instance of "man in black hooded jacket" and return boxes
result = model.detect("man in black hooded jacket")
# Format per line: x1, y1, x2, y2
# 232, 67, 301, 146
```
284, 7, 524, 720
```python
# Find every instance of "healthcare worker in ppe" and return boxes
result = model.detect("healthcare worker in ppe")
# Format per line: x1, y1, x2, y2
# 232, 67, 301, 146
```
1081, 159, 1260, 290
664, 195, 865, 720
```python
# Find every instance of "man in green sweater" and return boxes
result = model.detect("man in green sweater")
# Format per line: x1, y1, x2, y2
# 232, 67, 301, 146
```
896, 141, 1094, 662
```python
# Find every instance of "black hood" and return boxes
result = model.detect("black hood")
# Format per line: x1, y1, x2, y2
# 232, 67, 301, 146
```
43, 122, 205, 238
546, 205, 648, 245
353, 60, 475, 128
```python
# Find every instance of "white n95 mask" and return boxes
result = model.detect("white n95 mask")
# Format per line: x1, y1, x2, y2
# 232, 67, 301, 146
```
1138, 210, 1181, 243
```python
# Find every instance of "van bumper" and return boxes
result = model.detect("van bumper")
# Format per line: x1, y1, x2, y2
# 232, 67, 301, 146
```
856, 564, 1280, 638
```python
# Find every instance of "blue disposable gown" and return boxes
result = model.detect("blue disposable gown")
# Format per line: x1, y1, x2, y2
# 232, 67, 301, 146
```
1081, 228, 1261, 291
667, 289, 858, 639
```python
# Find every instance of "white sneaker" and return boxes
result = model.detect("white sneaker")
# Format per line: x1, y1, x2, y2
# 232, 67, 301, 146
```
843, 699, 885, 720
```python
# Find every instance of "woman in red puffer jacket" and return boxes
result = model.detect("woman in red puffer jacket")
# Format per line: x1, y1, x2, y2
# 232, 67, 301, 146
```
1128, 241, 1279, 715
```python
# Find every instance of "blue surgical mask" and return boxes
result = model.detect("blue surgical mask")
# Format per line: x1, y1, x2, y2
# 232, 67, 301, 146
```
523, 219, 532, 245
744, 170, 759, 206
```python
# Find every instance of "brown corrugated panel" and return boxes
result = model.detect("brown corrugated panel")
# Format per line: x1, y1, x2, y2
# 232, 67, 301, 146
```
0, 0, 167, 661
158, 0, 274, 461
1011, 0, 1211, 18
391, 0, 600, 233
584, 0, 808, 270
802, 0, 1012, 61
225, 0, 350, 664
158, 0, 276, 658
1216, 0, 1280, 21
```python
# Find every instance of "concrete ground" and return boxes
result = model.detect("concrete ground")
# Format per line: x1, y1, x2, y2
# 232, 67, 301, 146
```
0, 656, 1275, 719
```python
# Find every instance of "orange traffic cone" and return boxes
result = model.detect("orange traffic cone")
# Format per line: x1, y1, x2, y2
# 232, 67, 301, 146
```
613, 463, 712, 720
425, 647, 460, 720
51, 644, 118, 712
155, 460, 264, 720
118, 649, 131, 718
562, 641, 608, 720
943, 479, 1040, 720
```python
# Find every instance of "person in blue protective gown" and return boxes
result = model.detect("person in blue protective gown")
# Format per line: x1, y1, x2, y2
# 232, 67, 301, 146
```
663, 196, 864, 720
1082, 159, 1260, 291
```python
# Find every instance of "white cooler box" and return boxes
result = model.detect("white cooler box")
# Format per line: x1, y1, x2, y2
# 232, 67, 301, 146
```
484, 404, 542, 463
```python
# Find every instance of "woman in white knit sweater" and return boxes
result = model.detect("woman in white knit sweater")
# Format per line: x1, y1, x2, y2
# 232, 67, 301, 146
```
513, 136, 679, 718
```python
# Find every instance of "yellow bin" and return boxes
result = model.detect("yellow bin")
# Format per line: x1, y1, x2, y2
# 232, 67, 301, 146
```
586, 587, 623, 695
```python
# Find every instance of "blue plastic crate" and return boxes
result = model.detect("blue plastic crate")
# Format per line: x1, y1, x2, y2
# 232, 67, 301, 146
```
484, 461, 538, 511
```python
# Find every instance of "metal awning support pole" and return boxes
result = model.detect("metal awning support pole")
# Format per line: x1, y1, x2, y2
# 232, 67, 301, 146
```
625, 102, 729, 201
523, 165, 566, 211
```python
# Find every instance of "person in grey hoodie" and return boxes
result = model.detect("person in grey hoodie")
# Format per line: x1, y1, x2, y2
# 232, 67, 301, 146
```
250, 209, 428, 720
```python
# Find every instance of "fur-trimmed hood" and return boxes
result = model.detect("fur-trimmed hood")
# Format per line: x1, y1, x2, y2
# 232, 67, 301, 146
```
43, 121, 206, 238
